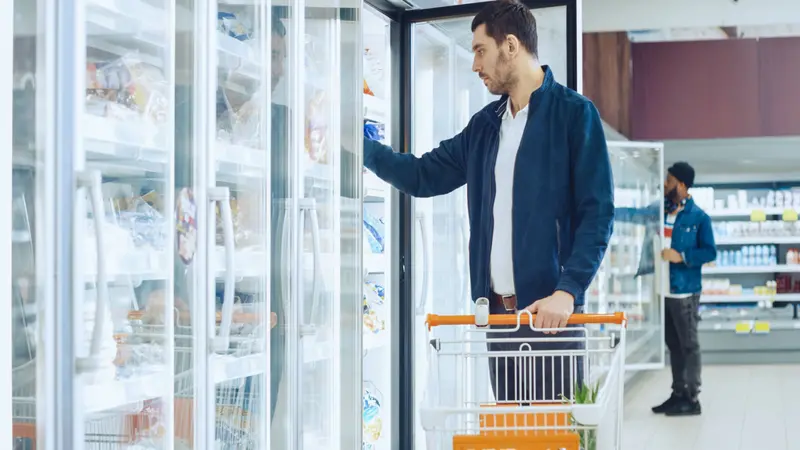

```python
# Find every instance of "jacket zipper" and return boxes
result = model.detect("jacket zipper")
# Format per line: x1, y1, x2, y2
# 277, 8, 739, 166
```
556, 218, 564, 272
485, 133, 500, 296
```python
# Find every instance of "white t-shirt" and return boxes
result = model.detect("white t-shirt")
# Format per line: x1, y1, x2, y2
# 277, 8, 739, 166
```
490, 99, 529, 295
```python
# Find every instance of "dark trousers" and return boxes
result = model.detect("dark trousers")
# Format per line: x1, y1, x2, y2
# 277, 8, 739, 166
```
665, 295, 702, 399
488, 302, 585, 403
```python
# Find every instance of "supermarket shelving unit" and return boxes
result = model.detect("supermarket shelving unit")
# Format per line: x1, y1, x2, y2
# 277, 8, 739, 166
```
691, 184, 800, 364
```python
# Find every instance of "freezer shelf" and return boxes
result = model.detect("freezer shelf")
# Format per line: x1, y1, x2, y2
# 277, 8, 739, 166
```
212, 353, 267, 384
82, 370, 169, 415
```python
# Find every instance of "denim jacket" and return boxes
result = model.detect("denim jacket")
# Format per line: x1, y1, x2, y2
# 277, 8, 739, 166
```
616, 197, 716, 295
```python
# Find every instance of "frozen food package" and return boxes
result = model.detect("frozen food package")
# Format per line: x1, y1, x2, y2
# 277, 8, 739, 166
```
218, 11, 252, 41
363, 208, 385, 254
86, 54, 168, 126
305, 89, 329, 164
364, 121, 385, 142
363, 47, 385, 99
363, 79, 375, 96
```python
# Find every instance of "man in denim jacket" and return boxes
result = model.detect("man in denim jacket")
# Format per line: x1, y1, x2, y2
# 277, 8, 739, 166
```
652, 161, 717, 416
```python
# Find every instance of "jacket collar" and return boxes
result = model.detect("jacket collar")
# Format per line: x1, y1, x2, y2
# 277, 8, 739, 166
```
483, 65, 556, 130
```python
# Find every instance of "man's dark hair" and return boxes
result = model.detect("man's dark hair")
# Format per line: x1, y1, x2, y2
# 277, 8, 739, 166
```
272, 9, 287, 37
471, 0, 538, 56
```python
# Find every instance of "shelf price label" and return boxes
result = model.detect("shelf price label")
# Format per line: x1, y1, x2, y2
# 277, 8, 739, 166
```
734, 321, 752, 334
753, 321, 771, 334
750, 210, 767, 222
782, 209, 798, 222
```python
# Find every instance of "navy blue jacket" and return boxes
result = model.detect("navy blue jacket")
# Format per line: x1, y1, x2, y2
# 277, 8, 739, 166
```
616, 198, 717, 294
363, 67, 614, 307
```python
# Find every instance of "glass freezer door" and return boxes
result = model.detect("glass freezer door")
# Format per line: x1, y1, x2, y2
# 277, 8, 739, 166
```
52, 0, 179, 448
270, 2, 363, 450
406, 4, 575, 448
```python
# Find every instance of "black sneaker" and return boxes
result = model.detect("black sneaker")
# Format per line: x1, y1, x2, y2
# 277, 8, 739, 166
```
665, 398, 701, 416
651, 394, 682, 414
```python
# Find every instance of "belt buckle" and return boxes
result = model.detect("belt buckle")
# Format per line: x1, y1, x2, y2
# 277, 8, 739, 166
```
501, 294, 517, 312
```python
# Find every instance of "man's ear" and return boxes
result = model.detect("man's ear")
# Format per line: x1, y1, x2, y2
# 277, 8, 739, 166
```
506, 34, 520, 57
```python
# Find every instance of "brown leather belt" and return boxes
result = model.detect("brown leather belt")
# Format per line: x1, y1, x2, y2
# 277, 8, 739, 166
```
492, 292, 517, 312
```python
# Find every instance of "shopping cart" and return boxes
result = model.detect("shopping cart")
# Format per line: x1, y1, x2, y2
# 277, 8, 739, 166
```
11, 307, 265, 450
420, 300, 627, 450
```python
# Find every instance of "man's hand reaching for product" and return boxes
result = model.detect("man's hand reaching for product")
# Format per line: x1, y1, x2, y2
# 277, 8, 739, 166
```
524, 290, 575, 334
661, 248, 683, 263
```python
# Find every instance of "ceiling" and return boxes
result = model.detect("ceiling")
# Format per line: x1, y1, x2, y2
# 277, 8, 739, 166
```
628, 23, 800, 43
663, 136, 800, 185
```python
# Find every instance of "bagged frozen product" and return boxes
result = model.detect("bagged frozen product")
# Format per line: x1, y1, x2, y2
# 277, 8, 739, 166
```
218, 11, 252, 41
363, 47, 384, 98
363, 208, 385, 254
363, 79, 375, 96
305, 89, 329, 163
364, 121, 385, 142
86, 55, 168, 126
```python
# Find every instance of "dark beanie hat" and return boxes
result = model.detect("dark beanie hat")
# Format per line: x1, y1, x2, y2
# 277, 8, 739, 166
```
668, 162, 695, 188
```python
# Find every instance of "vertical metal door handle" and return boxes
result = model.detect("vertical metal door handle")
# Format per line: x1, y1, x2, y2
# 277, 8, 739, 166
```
76, 170, 109, 370
415, 212, 429, 315
209, 186, 235, 353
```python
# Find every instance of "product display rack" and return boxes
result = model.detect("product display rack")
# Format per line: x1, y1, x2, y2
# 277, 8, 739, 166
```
690, 184, 800, 364
8, 1, 364, 449
361, 7, 394, 450
587, 141, 666, 371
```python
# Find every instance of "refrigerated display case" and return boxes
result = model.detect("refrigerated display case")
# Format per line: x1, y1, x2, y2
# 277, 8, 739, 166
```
9, 0, 363, 449
587, 141, 666, 371
361, 7, 393, 450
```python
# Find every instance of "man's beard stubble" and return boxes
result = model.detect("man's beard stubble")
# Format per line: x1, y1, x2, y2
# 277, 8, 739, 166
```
665, 186, 679, 202
487, 52, 515, 96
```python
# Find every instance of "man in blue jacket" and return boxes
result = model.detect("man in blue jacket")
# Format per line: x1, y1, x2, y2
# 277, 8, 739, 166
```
364, 0, 614, 402
652, 161, 716, 416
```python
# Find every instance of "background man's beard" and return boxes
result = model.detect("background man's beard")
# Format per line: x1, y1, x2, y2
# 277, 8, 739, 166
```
665, 187, 679, 202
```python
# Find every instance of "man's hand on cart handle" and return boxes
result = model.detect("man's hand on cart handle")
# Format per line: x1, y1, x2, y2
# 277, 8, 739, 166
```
523, 290, 574, 334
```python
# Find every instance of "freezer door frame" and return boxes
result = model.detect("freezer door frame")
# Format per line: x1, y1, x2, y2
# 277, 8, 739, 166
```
388, 2, 581, 449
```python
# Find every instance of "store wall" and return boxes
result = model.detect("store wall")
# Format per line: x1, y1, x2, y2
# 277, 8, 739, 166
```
583, 32, 632, 137
630, 37, 800, 140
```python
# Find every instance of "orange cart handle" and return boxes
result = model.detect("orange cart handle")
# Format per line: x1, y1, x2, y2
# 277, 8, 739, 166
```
426, 312, 627, 330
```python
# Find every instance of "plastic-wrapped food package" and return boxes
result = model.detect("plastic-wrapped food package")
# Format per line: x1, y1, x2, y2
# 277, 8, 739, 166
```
363, 208, 385, 254
364, 121, 385, 142
218, 11, 253, 41
362, 383, 383, 448
365, 281, 385, 305
115, 195, 169, 251
86, 55, 168, 126
305, 89, 329, 164
363, 47, 384, 99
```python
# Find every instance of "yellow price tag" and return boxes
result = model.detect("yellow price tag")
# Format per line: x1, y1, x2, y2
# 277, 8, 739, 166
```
734, 321, 752, 334
783, 209, 798, 222
753, 321, 771, 334
750, 210, 767, 222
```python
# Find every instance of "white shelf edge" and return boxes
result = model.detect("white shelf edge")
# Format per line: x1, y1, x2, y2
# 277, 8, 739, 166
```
702, 265, 800, 274
700, 294, 800, 303
83, 370, 169, 414
716, 236, 800, 245
707, 208, 797, 218
211, 353, 267, 384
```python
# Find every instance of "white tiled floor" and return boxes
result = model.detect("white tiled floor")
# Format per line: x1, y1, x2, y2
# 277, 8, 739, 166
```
623, 365, 800, 450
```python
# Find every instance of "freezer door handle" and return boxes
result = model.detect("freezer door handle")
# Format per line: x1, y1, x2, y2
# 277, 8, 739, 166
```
300, 198, 321, 326
415, 212, 429, 316
75, 170, 111, 372
209, 186, 235, 353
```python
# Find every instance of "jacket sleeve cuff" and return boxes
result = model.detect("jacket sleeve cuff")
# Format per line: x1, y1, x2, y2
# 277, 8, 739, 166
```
555, 279, 583, 304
